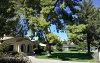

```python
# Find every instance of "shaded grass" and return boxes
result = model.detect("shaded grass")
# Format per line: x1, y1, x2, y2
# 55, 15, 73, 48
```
36, 51, 95, 62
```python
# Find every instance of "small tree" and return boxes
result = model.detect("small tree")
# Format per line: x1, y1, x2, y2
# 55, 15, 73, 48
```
45, 33, 60, 56
67, 24, 87, 49
0, 41, 11, 53
76, 42, 87, 51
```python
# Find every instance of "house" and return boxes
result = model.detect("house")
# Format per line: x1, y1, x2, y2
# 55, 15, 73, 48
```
90, 46, 97, 52
62, 43, 76, 51
0, 35, 38, 54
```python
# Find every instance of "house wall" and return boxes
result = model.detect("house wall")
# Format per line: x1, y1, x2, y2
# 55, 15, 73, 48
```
63, 47, 69, 51
18, 40, 34, 53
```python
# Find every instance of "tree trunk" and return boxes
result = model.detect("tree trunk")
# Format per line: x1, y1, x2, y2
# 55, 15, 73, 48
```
45, 34, 51, 56
44, 30, 51, 56
87, 33, 91, 56
46, 41, 51, 56
87, 40, 90, 55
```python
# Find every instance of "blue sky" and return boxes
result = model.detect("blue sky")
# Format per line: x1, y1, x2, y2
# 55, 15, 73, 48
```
50, 25, 68, 41
93, 0, 100, 7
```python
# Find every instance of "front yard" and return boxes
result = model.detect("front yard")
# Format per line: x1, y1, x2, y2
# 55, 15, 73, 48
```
35, 51, 97, 62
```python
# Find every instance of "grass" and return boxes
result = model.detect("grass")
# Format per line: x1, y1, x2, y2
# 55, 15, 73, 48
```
35, 51, 96, 62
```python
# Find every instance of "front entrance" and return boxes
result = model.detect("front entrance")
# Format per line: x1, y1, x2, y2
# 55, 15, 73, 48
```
21, 44, 26, 52
27, 44, 32, 53
9, 45, 14, 51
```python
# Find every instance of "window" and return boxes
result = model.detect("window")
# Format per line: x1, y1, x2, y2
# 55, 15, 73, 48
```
9, 45, 13, 51
21, 44, 26, 52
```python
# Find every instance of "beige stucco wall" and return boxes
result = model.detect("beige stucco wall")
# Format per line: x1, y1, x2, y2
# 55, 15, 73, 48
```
18, 39, 34, 53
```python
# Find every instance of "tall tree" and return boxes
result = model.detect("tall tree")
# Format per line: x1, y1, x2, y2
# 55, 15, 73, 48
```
76, 0, 100, 55
28, 0, 58, 56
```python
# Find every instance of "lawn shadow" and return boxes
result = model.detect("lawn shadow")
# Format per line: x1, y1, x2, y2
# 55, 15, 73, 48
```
49, 52, 93, 61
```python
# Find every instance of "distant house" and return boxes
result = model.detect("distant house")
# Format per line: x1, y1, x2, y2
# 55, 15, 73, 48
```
90, 46, 97, 52
62, 43, 76, 51
0, 35, 38, 54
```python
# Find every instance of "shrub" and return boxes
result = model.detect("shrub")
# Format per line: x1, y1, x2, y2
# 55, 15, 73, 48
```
0, 57, 31, 63
40, 47, 46, 52
16, 52, 27, 57
69, 48, 78, 51
9, 51, 19, 56
33, 45, 44, 54
0, 52, 30, 63
34, 48, 41, 54
56, 42, 63, 51
76, 42, 87, 51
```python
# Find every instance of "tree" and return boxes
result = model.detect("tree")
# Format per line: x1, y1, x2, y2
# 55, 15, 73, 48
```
67, 24, 87, 50
46, 33, 60, 55
76, 42, 87, 51
76, 0, 100, 55
0, 0, 18, 37
0, 41, 11, 53
67, 24, 87, 44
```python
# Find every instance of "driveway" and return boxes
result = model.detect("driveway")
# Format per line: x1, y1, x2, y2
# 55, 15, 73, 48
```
28, 56, 93, 63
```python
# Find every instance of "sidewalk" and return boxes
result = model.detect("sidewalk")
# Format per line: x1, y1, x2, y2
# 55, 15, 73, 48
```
28, 56, 93, 63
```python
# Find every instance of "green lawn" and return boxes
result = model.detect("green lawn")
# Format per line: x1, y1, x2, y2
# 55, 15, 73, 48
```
35, 51, 97, 62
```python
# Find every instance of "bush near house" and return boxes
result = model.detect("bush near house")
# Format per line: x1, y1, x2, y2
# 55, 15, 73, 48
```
0, 41, 11, 53
0, 51, 30, 63
69, 48, 78, 51
0, 57, 31, 63
34, 47, 45, 54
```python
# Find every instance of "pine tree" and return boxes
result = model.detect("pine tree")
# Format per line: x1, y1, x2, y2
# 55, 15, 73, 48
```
76, 0, 100, 55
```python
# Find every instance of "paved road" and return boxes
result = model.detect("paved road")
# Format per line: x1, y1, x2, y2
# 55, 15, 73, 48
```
28, 56, 93, 63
